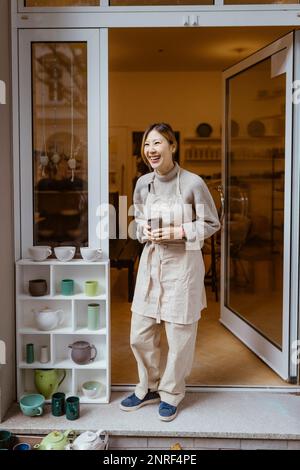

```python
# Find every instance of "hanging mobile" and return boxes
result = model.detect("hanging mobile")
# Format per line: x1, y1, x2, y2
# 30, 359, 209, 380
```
68, 53, 76, 182
40, 53, 49, 178
51, 47, 60, 172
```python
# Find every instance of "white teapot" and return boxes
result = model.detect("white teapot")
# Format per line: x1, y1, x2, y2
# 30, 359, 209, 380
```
33, 307, 64, 331
66, 430, 108, 451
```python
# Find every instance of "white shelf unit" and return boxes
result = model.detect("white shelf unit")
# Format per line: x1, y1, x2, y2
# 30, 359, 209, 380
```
16, 259, 111, 404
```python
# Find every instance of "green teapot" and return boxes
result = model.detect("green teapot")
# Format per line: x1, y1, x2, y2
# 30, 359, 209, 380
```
34, 369, 66, 399
34, 430, 75, 451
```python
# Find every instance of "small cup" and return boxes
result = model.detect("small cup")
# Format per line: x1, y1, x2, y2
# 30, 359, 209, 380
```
80, 247, 102, 262
13, 442, 31, 451
29, 279, 47, 297
39, 345, 49, 364
61, 279, 74, 296
51, 392, 65, 417
19, 394, 45, 417
148, 217, 163, 231
84, 281, 98, 297
28, 246, 52, 262
0, 430, 12, 449
26, 343, 34, 364
54, 246, 76, 262
87, 303, 100, 330
66, 396, 80, 421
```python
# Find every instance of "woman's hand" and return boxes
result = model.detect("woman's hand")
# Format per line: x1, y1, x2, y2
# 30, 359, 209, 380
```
142, 224, 153, 241
150, 226, 185, 242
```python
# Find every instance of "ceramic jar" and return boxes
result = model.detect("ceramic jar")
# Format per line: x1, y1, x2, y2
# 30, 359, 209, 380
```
68, 341, 97, 365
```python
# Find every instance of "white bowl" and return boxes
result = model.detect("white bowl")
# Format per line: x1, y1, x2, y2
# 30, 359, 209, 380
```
28, 246, 52, 261
81, 381, 102, 399
80, 247, 103, 262
54, 246, 76, 262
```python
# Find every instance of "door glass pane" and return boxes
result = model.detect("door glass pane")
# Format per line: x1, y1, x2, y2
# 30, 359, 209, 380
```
226, 56, 285, 348
110, 1, 213, 5
32, 42, 88, 249
25, 1, 99, 6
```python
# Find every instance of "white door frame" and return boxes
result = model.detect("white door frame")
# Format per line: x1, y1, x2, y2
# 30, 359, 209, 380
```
221, 32, 298, 381
18, 28, 109, 258
10, 2, 300, 388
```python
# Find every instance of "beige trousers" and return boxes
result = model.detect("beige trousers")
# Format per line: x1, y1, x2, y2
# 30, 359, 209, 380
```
130, 312, 198, 407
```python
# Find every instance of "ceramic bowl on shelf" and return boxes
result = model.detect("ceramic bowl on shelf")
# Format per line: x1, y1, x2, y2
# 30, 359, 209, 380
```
81, 381, 102, 399
54, 246, 76, 262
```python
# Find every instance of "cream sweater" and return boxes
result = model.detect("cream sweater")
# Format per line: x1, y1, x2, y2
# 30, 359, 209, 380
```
133, 163, 221, 245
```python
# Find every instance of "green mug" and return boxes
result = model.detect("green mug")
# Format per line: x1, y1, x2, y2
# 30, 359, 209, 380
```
61, 279, 74, 296
0, 430, 12, 449
66, 396, 80, 421
87, 303, 100, 330
84, 281, 98, 297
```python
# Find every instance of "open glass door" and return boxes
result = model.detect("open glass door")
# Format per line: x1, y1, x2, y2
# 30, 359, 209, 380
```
221, 32, 298, 381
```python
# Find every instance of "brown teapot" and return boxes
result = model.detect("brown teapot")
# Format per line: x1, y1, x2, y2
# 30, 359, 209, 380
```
68, 341, 97, 365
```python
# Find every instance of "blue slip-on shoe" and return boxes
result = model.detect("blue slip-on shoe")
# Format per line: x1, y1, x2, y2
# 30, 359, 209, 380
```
158, 401, 178, 422
119, 390, 160, 411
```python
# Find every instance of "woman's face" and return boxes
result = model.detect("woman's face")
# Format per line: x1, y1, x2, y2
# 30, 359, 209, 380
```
144, 129, 175, 174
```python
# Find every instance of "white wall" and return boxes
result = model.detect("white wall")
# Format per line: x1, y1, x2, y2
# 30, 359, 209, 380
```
109, 71, 222, 198
0, 0, 15, 421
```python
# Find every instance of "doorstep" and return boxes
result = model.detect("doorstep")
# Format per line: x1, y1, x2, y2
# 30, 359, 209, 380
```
2, 391, 300, 450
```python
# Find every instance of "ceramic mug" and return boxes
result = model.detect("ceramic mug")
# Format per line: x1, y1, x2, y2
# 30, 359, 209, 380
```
0, 430, 12, 449
61, 279, 74, 296
54, 246, 76, 262
51, 392, 65, 417
66, 396, 80, 421
28, 246, 52, 262
80, 247, 102, 262
13, 442, 31, 451
19, 394, 45, 417
87, 303, 100, 330
84, 281, 98, 297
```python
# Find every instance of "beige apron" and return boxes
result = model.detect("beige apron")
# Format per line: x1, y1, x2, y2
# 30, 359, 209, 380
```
131, 166, 206, 324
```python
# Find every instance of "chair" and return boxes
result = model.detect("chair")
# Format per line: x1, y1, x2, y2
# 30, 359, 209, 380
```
109, 191, 143, 302
202, 182, 224, 302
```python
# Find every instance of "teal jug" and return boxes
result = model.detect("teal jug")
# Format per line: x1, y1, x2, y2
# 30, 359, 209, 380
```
34, 369, 66, 399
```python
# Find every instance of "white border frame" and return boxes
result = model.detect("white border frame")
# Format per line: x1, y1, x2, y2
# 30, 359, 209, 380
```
18, 29, 103, 258
16, 0, 300, 13
221, 33, 295, 380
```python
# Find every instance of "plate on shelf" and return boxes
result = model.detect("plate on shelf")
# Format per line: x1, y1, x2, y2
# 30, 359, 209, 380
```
196, 123, 213, 138
247, 120, 265, 137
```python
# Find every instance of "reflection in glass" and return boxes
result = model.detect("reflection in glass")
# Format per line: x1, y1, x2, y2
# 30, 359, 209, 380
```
110, 1, 213, 5
32, 43, 88, 250
226, 57, 285, 348
25, 0, 99, 5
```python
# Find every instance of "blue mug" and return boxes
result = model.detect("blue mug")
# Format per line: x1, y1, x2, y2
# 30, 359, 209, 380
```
19, 394, 45, 417
13, 442, 31, 450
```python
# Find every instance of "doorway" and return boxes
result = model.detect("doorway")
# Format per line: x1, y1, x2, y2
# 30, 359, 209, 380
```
109, 26, 298, 387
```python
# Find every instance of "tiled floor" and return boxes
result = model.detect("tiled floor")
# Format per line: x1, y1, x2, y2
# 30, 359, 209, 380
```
111, 267, 294, 387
